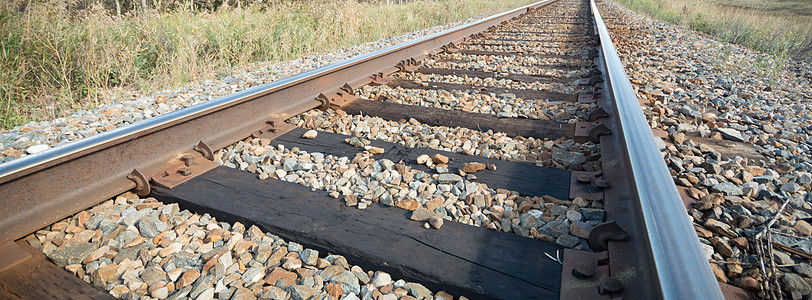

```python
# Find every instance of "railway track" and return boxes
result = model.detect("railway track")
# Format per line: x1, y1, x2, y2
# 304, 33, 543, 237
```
0, 0, 726, 299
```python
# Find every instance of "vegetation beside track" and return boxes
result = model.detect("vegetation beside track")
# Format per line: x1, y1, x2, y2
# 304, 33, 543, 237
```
612, 0, 812, 63
0, 0, 535, 129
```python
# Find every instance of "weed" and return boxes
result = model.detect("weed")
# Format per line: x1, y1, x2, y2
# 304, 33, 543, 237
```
717, 45, 733, 66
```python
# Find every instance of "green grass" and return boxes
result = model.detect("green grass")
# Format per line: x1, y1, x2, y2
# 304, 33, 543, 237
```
0, 0, 537, 130
612, 0, 812, 62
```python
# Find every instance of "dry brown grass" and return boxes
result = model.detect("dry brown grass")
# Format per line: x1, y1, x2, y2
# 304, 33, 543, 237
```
0, 0, 536, 129
613, 0, 812, 61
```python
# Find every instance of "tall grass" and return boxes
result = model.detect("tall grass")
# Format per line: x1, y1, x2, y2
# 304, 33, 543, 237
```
0, 0, 536, 129
611, 0, 812, 62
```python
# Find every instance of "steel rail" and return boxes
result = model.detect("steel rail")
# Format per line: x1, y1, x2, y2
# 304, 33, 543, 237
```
0, 0, 558, 247
589, 0, 724, 298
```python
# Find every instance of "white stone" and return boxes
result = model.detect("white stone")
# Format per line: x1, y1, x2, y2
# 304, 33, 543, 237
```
218, 251, 233, 269
302, 130, 319, 139
341, 293, 360, 300
26, 144, 49, 154
196, 288, 214, 300
416, 154, 430, 164
151, 286, 169, 299
372, 272, 391, 287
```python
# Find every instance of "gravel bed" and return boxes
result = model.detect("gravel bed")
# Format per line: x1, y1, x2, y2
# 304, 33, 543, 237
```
289, 109, 601, 171
431, 52, 593, 69
459, 39, 594, 56
215, 134, 606, 249
404, 61, 588, 92
601, 0, 812, 297
356, 83, 593, 123
0, 15, 501, 165
462, 11, 593, 56
471, 33, 593, 41
423, 54, 593, 79
29, 193, 449, 300
353, 2, 597, 124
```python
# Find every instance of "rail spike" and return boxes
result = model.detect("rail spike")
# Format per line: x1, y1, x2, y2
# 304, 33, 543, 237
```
395, 58, 419, 73
369, 73, 392, 86
127, 169, 150, 196
588, 220, 629, 252
588, 123, 611, 143
340, 83, 354, 94
316, 93, 331, 110
194, 141, 214, 161
589, 107, 610, 121
440, 42, 458, 53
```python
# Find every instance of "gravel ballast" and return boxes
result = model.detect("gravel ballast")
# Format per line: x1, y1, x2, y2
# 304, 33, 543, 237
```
215, 135, 605, 249
28, 193, 448, 299
599, 0, 812, 297
289, 109, 601, 171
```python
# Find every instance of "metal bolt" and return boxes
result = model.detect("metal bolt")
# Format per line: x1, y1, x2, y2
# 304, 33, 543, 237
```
596, 179, 610, 188
598, 276, 623, 294
577, 174, 593, 183
178, 167, 192, 176
180, 154, 194, 167
572, 262, 595, 279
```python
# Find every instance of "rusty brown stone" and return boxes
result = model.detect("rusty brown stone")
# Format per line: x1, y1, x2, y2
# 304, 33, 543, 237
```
425, 198, 443, 211
205, 228, 226, 243
431, 154, 449, 164
735, 276, 761, 292
325, 283, 343, 298
710, 263, 728, 283
396, 199, 420, 211
265, 267, 297, 288
462, 162, 486, 173
176, 269, 200, 289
